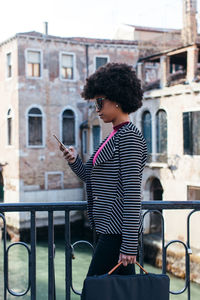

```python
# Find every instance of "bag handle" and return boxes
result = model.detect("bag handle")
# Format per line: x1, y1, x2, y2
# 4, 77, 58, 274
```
108, 261, 148, 275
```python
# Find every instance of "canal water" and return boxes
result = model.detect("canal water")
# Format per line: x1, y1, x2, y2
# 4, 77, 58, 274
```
0, 239, 199, 299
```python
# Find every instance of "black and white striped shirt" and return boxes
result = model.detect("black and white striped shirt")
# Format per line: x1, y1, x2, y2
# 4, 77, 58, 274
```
69, 122, 147, 255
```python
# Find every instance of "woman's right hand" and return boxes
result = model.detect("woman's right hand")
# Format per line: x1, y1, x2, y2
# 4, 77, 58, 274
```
62, 146, 77, 164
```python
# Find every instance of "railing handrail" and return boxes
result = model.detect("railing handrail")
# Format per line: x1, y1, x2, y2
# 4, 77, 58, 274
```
0, 200, 200, 211
0, 200, 200, 299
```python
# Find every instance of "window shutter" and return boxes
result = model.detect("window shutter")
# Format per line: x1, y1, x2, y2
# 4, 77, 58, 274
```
28, 51, 40, 63
92, 125, 100, 151
156, 110, 167, 154
62, 54, 73, 68
96, 57, 108, 70
7, 53, 11, 65
192, 111, 200, 155
183, 112, 192, 155
142, 111, 152, 154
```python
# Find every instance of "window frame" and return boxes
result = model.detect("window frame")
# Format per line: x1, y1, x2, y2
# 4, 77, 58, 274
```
6, 108, 13, 146
59, 106, 78, 148
94, 55, 109, 71
45, 171, 64, 190
6, 52, 12, 79
25, 49, 43, 79
89, 122, 102, 155
156, 109, 168, 155
26, 105, 45, 148
139, 107, 168, 163
183, 109, 200, 156
187, 185, 200, 200
82, 129, 88, 155
59, 51, 76, 82
92, 124, 101, 152
142, 110, 152, 154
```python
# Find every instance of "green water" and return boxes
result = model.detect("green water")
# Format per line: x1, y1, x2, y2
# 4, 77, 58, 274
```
0, 240, 199, 299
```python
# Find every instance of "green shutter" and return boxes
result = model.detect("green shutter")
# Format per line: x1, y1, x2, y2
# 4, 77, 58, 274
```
183, 112, 192, 155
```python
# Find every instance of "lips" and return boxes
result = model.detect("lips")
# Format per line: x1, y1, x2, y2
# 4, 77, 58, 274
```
99, 114, 103, 117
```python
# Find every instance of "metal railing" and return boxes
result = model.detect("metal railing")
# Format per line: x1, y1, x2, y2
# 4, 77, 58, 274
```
0, 201, 200, 300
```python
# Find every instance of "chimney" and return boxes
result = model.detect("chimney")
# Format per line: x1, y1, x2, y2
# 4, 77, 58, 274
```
44, 22, 48, 35
182, 0, 197, 45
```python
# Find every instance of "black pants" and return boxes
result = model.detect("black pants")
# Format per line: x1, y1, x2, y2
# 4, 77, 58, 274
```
87, 234, 135, 276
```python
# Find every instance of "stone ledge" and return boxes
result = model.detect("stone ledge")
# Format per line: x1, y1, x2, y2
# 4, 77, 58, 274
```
143, 234, 200, 284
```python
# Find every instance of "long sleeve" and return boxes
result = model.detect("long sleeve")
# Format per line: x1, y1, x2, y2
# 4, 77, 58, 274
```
68, 155, 87, 183
119, 130, 145, 256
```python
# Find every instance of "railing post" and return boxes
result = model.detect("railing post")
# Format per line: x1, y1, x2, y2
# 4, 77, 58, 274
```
0, 213, 7, 300
30, 211, 36, 300
48, 211, 55, 300
65, 210, 71, 300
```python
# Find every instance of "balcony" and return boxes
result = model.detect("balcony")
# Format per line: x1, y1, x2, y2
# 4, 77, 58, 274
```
0, 201, 200, 299
146, 153, 168, 168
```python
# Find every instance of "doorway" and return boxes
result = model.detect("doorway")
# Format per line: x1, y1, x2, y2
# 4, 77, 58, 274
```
150, 178, 163, 234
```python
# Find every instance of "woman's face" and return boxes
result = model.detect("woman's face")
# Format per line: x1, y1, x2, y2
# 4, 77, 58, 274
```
94, 96, 120, 123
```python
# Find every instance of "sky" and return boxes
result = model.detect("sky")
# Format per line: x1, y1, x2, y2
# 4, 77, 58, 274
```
0, 0, 200, 43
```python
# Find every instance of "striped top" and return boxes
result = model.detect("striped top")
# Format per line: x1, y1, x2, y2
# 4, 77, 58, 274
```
93, 129, 117, 165
68, 122, 147, 255
93, 122, 129, 165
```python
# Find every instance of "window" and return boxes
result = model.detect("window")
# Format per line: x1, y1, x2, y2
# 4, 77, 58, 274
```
27, 50, 41, 77
183, 111, 200, 155
60, 53, 74, 80
62, 109, 75, 145
156, 110, 167, 161
82, 129, 88, 154
187, 186, 200, 200
95, 56, 108, 70
6, 53, 12, 78
185, 0, 196, 12
7, 109, 12, 145
142, 111, 152, 154
28, 107, 43, 146
92, 125, 100, 151
45, 172, 63, 190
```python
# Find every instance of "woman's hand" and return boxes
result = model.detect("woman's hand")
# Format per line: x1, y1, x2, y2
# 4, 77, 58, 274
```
118, 253, 136, 267
62, 146, 77, 164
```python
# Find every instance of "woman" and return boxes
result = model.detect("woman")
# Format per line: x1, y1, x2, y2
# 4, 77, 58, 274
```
62, 63, 147, 276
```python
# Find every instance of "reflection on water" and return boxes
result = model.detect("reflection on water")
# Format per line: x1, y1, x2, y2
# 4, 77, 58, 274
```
0, 240, 199, 299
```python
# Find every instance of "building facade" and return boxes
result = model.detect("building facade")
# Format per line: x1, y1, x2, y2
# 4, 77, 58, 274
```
135, 40, 200, 250
0, 31, 139, 236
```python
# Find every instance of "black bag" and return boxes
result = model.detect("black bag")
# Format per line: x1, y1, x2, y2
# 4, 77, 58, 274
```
81, 261, 170, 300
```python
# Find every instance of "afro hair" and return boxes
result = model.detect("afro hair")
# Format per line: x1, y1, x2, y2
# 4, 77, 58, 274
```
81, 62, 143, 114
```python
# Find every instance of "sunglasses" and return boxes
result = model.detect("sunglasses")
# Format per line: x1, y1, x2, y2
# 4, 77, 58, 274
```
95, 97, 106, 111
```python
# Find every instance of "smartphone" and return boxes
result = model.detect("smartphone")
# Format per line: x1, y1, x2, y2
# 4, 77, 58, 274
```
53, 134, 67, 151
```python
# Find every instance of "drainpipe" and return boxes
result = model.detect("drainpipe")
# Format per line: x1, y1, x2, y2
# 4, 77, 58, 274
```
85, 44, 89, 78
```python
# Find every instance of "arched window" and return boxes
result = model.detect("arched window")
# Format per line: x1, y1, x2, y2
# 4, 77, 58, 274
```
28, 107, 43, 146
156, 110, 167, 156
7, 109, 12, 145
142, 111, 152, 154
62, 109, 75, 145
